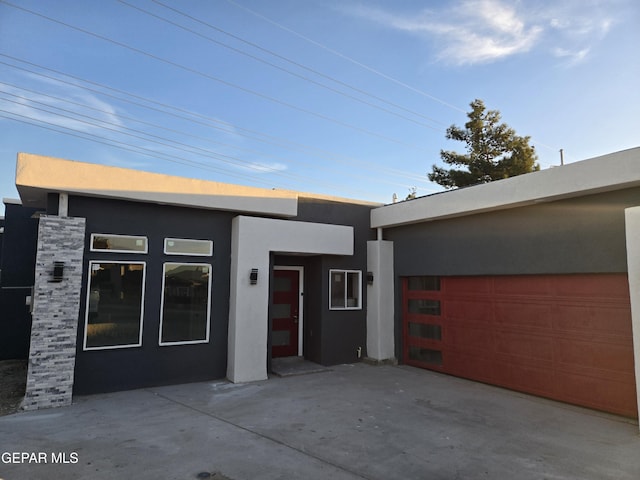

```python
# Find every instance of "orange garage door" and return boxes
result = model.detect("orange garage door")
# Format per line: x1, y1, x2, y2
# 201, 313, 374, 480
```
402, 274, 637, 418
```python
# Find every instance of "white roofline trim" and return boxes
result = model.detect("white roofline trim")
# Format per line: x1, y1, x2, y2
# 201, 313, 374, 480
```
16, 153, 299, 217
371, 147, 640, 229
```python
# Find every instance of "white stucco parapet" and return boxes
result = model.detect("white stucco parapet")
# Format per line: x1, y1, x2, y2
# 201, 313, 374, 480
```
372, 147, 640, 229
16, 153, 299, 217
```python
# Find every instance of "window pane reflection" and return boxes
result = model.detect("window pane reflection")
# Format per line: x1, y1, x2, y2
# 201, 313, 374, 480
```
160, 263, 211, 344
85, 262, 145, 349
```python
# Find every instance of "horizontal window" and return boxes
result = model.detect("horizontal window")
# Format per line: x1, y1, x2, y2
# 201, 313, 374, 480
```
90, 234, 147, 253
159, 263, 212, 345
408, 347, 443, 366
408, 322, 442, 340
84, 261, 145, 350
408, 276, 440, 291
164, 238, 213, 256
408, 299, 441, 316
330, 270, 362, 310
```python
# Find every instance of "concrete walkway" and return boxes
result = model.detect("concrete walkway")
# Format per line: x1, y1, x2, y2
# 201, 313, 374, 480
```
1, 363, 639, 480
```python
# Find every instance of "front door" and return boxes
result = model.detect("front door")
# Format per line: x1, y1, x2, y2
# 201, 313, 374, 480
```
271, 268, 300, 358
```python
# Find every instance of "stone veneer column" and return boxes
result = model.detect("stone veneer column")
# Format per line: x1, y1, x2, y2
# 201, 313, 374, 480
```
22, 215, 86, 411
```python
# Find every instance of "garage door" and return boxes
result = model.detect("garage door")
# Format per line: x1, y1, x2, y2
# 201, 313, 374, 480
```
402, 274, 637, 418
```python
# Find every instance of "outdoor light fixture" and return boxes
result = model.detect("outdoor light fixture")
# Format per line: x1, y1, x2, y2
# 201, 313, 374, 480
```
249, 268, 259, 285
367, 272, 374, 285
52, 261, 65, 282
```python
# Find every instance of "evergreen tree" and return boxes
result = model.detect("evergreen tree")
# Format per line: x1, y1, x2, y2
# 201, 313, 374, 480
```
428, 99, 539, 189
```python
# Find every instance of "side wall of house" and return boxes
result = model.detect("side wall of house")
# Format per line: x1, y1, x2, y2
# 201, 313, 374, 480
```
0, 203, 39, 360
69, 196, 234, 395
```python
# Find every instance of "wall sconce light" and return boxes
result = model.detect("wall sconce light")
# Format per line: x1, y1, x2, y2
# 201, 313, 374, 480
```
249, 268, 259, 285
367, 271, 374, 285
52, 261, 65, 282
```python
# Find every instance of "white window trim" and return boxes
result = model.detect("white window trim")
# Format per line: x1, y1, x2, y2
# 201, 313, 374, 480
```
83, 260, 146, 351
163, 237, 213, 256
90, 233, 148, 254
159, 262, 213, 346
329, 269, 362, 311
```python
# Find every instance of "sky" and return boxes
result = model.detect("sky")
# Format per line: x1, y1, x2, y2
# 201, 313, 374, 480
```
1, 0, 639, 215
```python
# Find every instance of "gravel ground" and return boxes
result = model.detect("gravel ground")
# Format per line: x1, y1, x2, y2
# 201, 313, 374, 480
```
0, 359, 27, 416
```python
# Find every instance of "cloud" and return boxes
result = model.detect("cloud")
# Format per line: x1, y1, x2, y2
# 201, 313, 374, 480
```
240, 162, 288, 174
0, 71, 124, 133
552, 47, 590, 66
546, 4, 616, 66
344, 0, 542, 65
343, 0, 620, 67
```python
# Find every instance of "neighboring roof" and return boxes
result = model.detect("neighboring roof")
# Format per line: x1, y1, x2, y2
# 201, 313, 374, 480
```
371, 147, 640, 229
2, 198, 22, 206
15, 153, 377, 217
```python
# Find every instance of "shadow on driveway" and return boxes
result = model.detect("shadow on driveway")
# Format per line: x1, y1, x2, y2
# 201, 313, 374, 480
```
0, 363, 638, 480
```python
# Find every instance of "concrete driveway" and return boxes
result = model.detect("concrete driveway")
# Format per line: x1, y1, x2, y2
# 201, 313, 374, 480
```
1, 363, 638, 480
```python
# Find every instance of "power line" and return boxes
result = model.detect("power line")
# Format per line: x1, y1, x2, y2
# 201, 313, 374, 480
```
223, 0, 467, 113
222, 0, 565, 160
0, 109, 294, 188
0, 55, 433, 184
117, 0, 444, 132
0, 0, 433, 152
146, 0, 447, 128
0, 84, 429, 191
0, 94, 385, 195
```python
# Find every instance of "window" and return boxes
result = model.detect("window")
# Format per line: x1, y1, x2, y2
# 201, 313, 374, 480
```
408, 276, 440, 291
164, 238, 213, 256
329, 270, 362, 310
408, 322, 442, 340
84, 261, 145, 350
90, 234, 147, 253
408, 347, 443, 366
408, 299, 441, 316
159, 263, 212, 345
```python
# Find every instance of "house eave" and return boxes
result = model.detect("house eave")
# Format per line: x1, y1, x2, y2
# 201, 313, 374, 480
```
16, 153, 300, 217
371, 147, 640, 229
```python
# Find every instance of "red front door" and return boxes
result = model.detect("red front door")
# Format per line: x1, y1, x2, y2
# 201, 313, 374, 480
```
271, 269, 300, 358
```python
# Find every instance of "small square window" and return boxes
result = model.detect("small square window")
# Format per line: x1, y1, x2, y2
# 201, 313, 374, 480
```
329, 270, 362, 310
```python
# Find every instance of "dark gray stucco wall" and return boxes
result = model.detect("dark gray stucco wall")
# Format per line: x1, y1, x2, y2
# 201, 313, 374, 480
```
386, 188, 640, 277
68, 196, 234, 394
282, 198, 375, 365
0, 203, 39, 360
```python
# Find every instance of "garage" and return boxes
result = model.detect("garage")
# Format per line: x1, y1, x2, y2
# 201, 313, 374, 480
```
402, 274, 637, 418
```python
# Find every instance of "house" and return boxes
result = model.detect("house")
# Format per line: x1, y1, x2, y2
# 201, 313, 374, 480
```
2, 148, 640, 422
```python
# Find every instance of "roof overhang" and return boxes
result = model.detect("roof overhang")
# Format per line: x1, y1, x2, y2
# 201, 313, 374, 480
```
16, 153, 299, 217
371, 147, 640, 229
